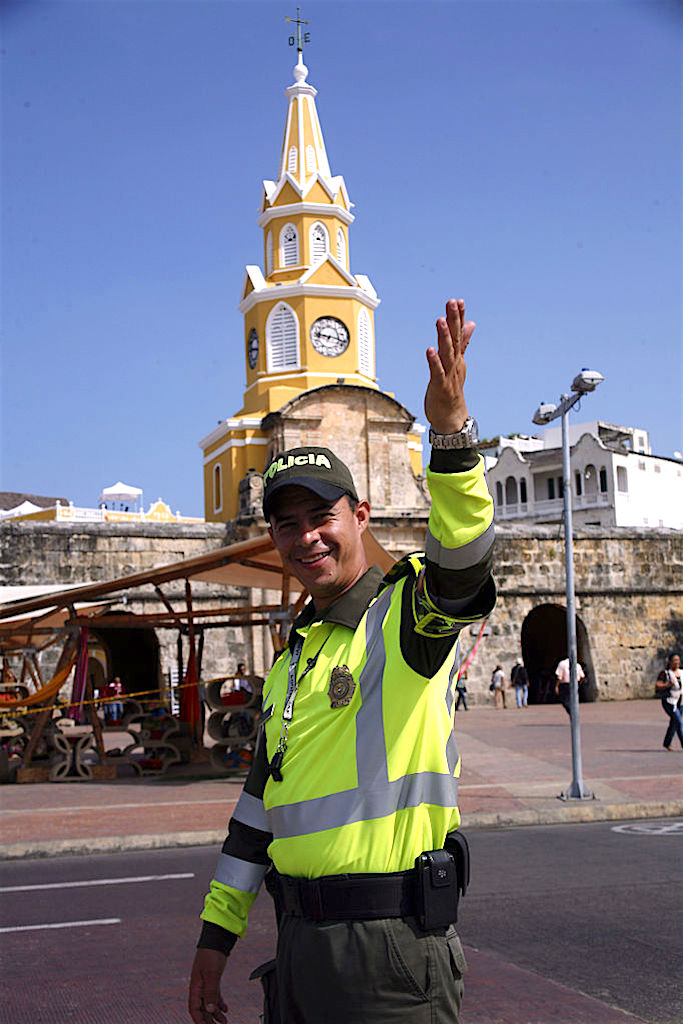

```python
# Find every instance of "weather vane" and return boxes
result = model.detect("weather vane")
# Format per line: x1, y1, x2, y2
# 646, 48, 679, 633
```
285, 8, 310, 56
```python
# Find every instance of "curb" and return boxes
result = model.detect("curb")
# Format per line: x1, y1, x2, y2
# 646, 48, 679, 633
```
2, 801, 681, 862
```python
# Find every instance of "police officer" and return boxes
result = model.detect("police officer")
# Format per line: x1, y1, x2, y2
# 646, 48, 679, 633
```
188, 298, 496, 1024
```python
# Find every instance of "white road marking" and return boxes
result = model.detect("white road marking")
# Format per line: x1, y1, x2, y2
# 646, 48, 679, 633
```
0, 918, 120, 933
0, 872, 194, 894
3, 799, 234, 815
611, 821, 683, 836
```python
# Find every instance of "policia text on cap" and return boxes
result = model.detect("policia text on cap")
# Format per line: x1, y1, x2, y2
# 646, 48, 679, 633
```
188, 298, 496, 1024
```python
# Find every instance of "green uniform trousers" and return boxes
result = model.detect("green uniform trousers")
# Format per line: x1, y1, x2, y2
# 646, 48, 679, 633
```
274, 914, 466, 1023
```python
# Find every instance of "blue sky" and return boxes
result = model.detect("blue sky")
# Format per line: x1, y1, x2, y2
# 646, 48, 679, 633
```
2, 0, 680, 516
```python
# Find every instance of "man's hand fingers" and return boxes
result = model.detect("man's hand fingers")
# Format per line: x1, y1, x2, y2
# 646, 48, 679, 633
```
460, 319, 476, 360
445, 297, 463, 342
435, 316, 456, 373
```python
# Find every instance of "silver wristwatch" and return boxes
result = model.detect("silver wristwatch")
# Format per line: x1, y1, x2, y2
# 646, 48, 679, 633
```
429, 417, 479, 449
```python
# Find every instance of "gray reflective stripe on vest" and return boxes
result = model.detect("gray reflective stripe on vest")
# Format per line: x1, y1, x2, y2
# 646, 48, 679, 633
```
444, 647, 460, 776
425, 519, 494, 570
213, 852, 267, 892
233, 790, 270, 833
266, 584, 460, 841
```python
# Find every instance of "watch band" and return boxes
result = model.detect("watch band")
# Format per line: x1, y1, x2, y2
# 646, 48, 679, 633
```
429, 417, 479, 449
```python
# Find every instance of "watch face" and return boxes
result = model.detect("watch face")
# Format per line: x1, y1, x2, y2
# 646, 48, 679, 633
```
310, 316, 350, 357
247, 328, 259, 369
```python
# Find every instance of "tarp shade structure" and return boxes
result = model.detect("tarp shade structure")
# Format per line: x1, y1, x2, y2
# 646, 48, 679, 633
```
0, 597, 112, 654
98, 481, 143, 503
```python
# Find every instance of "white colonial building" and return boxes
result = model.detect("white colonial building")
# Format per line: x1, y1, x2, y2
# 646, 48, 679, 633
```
485, 421, 682, 530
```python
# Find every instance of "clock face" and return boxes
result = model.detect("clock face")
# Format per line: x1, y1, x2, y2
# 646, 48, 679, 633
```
247, 328, 259, 369
310, 316, 350, 357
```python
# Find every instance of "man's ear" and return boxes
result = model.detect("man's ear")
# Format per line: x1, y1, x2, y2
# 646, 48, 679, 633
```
355, 499, 371, 534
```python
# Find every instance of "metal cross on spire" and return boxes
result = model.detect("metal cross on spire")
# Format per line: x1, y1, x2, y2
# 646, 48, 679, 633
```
285, 8, 310, 56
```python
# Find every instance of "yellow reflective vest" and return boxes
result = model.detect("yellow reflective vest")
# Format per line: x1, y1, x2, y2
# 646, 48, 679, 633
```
200, 452, 495, 946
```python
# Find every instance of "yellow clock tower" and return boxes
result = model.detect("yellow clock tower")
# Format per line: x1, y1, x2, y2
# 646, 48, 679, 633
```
200, 49, 425, 521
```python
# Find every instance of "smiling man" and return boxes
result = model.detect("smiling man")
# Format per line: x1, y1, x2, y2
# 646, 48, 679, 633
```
189, 298, 496, 1024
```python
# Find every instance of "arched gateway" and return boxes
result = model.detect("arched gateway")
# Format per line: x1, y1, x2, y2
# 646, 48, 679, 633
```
520, 604, 597, 705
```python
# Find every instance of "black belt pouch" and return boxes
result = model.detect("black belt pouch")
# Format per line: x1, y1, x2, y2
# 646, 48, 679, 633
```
249, 959, 281, 1024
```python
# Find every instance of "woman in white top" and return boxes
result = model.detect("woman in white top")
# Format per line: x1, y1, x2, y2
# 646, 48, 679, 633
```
655, 652, 683, 751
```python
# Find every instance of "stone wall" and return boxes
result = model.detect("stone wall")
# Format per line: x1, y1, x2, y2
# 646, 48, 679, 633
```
1, 518, 681, 704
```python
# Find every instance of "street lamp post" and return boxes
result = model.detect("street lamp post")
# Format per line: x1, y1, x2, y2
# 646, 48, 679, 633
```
533, 368, 604, 801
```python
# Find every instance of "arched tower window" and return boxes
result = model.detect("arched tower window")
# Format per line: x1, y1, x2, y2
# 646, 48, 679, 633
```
287, 146, 297, 174
306, 145, 316, 173
266, 231, 273, 276
266, 302, 300, 372
213, 464, 222, 514
336, 228, 346, 267
496, 481, 503, 506
520, 478, 527, 504
358, 308, 373, 377
279, 223, 299, 267
310, 222, 328, 264
505, 476, 518, 506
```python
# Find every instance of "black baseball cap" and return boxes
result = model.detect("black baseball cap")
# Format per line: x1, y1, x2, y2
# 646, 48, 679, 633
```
262, 446, 359, 521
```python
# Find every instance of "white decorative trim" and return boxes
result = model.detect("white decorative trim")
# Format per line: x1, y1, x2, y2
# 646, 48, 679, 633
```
354, 274, 377, 300
300, 252, 355, 286
258, 200, 354, 229
278, 102, 294, 180
407, 441, 424, 452
213, 463, 223, 513
238, 283, 381, 314
203, 436, 269, 466
242, 265, 267, 297
296, 91, 304, 181
265, 171, 350, 211
242, 370, 380, 393
199, 417, 264, 450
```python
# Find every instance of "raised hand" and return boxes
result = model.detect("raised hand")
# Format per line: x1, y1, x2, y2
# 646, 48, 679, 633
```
424, 298, 475, 434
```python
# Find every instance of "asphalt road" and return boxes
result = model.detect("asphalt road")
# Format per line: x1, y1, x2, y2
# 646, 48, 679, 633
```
459, 818, 683, 1024
0, 819, 681, 1024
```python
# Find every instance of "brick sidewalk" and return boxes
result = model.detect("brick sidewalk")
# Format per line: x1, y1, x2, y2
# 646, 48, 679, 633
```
1, 699, 681, 860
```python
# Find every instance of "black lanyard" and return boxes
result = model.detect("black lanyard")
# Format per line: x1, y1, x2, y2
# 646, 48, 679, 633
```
269, 632, 328, 782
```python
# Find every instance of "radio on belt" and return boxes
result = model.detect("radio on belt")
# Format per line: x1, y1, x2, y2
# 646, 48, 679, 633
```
415, 832, 470, 930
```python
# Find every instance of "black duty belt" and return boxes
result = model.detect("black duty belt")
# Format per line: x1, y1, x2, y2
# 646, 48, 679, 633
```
272, 870, 419, 923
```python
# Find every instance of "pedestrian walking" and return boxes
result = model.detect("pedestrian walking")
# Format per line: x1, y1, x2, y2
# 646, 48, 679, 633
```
555, 656, 584, 716
188, 297, 496, 1024
655, 653, 683, 751
455, 673, 468, 712
510, 659, 528, 708
490, 664, 506, 709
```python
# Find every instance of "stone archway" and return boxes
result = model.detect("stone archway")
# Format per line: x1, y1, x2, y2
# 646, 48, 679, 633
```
521, 604, 597, 704
89, 614, 161, 701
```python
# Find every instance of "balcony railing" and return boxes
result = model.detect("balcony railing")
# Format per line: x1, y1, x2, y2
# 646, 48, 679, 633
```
495, 491, 612, 520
